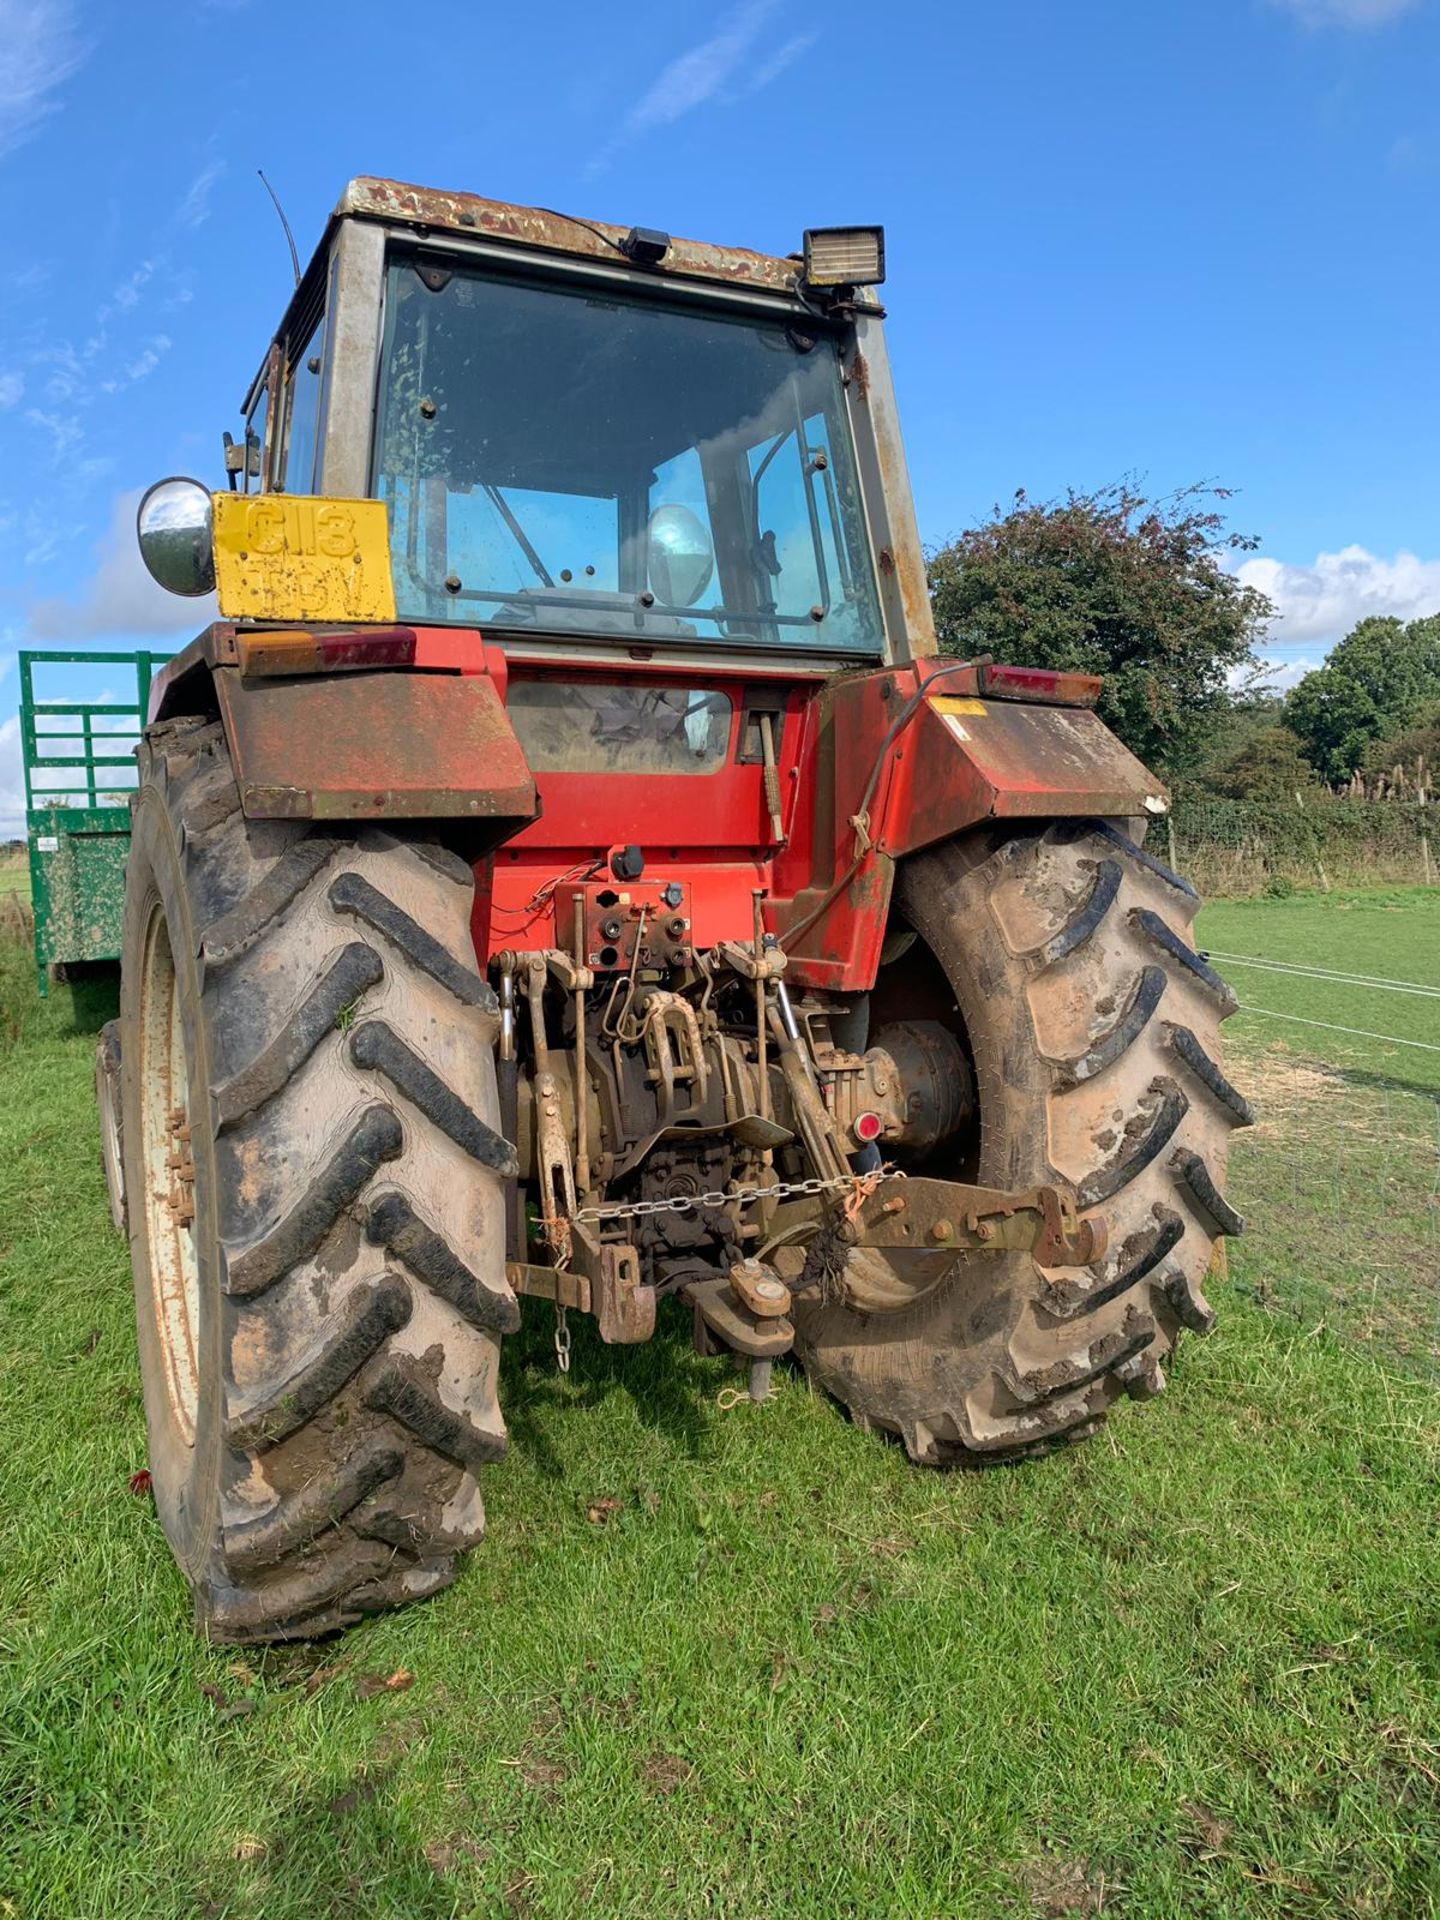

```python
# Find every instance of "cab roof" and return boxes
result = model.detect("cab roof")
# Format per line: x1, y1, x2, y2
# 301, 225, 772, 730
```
247, 177, 827, 416
337, 175, 803, 297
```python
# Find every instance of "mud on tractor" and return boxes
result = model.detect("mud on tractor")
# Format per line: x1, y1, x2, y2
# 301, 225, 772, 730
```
106, 179, 1248, 1642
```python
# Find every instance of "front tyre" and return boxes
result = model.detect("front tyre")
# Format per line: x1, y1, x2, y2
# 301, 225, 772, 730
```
794, 821, 1251, 1463
120, 717, 518, 1641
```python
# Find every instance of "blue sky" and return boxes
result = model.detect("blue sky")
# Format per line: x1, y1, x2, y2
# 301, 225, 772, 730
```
3, 0, 1438, 832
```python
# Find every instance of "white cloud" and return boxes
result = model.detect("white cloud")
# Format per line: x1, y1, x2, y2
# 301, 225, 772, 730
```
1238, 545, 1440, 652
590, 0, 816, 169
0, 714, 24, 840
98, 334, 172, 394
1253, 653, 1327, 694
97, 259, 155, 326
28, 488, 217, 641
1270, 0, 1420, 22
0, 371, 23, 408
23, 405, 82, 460
7, 260, 51, 295
1387, 131, 1422, 170
0, 0, 87, 161
626, 0, 776, 137
744, 32, 818, 94
176, 158, 224, 230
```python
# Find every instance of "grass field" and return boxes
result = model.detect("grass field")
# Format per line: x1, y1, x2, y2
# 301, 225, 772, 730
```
1201, 887, 1440, 1096
1, 890, 1438, 1919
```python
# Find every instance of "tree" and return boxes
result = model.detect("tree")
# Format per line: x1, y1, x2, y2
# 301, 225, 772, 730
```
1285, 615, 1440, 784
1355, 698, 1440, 798
1197, 724, 1323, 803
927, 482, 1272, 774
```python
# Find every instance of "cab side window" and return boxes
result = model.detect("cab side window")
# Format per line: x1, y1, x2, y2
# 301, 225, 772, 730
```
277, 315, 326, 495
243, 382, 269, 495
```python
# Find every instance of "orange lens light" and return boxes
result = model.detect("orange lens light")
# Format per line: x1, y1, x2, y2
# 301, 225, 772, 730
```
976, 663, 1102, 707
236, 627, 418, 676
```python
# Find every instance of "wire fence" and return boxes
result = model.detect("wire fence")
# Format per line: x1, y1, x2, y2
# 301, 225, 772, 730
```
1167, 796, 1435, 896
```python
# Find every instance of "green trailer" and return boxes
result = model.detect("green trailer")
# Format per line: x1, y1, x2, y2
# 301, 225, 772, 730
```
19, 648, 170, 993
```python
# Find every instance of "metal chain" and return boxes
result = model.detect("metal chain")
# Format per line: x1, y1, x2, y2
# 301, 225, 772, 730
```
553, 1302, 571, 1373
570, 1167, 902, 1227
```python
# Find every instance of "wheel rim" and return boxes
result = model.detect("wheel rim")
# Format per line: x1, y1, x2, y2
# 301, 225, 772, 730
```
96, 1050, 124, 1232
823, 932, 984, 1317
138, 903, 201, 1444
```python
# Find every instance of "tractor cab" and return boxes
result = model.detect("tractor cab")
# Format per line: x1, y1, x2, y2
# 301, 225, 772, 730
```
216, 181, 926, 671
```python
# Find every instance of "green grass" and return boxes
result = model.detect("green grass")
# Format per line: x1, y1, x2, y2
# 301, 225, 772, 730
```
1198, 886, 1440, 1096
2, 907, 1439, 1920
0, 857, 31, 903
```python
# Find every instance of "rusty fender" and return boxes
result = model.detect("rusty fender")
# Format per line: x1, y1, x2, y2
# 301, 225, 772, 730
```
151, 630, 537, 829
211, 666, 537, 825
828, 667, 1170, 862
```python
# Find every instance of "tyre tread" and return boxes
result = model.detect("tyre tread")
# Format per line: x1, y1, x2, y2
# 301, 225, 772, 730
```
329, 871, 497, 1013
1049, 963, 1167, 1087
212, 942, 383, 1128
1076, 1076, 1189, 1208
226, 1277, 412, 1450
202, 837, 336, 966
349, 1020, 517, 1173
223, 1105, 404, 1298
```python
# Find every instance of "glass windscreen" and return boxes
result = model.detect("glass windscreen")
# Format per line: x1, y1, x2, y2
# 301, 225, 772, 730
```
372, 256, 884, 654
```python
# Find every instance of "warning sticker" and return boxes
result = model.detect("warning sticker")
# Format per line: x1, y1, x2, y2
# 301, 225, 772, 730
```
929, 696, 986, 717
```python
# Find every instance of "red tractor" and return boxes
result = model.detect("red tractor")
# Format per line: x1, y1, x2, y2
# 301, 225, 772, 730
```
109, 179, 1247, 1641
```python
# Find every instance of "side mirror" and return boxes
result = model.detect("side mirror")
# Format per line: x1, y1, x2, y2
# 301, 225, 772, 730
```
137, 477, 216, 597
647, 505, 714, 608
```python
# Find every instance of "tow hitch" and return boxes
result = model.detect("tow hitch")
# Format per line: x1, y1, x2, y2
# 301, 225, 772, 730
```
675, 1173, 1107, 1399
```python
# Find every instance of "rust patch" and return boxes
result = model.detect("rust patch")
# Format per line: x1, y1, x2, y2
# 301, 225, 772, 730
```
340, 176, 802, 297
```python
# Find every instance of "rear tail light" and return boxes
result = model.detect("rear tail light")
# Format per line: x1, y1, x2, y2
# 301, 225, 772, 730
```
976, 663, 1102, 707
235, 626, 418, 676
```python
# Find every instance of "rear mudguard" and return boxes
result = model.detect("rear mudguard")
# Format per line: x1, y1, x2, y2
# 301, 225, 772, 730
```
149, 622, 537, 840
773, 662, 1169, 989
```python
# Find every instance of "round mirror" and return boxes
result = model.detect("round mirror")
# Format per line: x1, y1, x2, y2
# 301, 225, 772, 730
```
647, 505, 714, 608
136, 477, 216, 597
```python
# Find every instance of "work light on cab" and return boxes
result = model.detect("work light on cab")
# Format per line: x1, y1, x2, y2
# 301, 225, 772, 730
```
802, 225, 886, 288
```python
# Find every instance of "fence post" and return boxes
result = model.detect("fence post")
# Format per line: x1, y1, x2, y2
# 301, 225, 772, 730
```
1295, 789, 1329, 891
1418, 767, 1433, 886
1166, 815, 1178, 876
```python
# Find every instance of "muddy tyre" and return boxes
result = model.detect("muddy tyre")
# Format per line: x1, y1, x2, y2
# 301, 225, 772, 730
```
120, 716, 518, 1641
96, 1019, 126, 1235
793, 821, 1251, 1464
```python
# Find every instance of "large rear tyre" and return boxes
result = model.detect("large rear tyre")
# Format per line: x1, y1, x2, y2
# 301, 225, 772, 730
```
120, 716, 518, 1642
793, 821, 1251, 1464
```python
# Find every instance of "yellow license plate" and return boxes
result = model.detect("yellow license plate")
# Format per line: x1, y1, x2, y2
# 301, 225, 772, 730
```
211, 494, 396, 625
